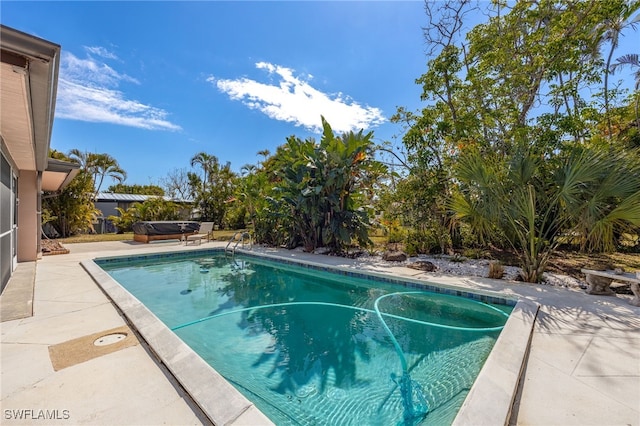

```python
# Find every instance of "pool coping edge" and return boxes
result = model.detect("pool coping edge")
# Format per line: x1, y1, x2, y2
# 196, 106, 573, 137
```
80, 259, 275, 426
452, 298, 539, 425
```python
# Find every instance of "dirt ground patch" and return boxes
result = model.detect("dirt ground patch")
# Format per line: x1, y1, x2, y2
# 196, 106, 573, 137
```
545, 251, 640, 278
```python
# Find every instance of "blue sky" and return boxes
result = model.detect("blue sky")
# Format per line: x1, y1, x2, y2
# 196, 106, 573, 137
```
2, 2, 638, 187
3, 1, 430, 186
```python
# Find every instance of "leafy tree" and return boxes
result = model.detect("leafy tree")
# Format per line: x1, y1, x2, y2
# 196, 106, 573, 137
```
43, 150, 97, 237
391, 3, 636, 222
107, 183, 164, 196
407, 0, 640, 156
44, 173, 97, 237
229, 151, 289, 245
387, 107, 457, 253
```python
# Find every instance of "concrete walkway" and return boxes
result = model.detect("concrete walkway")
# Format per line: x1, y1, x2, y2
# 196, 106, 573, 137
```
1, 240, 638, 425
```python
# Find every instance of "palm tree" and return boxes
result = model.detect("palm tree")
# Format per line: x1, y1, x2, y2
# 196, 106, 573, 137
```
188, 152, 237, 224
68, 149, 92, 170
68, 149, 126, 200
91, 153, 126, 199
611, 53, 640, 128
256, 149, 271, 169
190, 152, 215, 191
240, 164, 257, 176
596, 2, 640, 137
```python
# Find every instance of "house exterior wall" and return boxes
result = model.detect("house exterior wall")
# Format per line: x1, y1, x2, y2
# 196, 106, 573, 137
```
1, 26, 62, 292
95, 201, 119, 218
17, 170, 39, 262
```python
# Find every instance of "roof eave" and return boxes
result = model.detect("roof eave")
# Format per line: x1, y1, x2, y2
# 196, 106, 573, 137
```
1, 25, 61, 172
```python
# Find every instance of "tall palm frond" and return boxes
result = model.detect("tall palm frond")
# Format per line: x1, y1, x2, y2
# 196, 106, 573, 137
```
610, 53, 640, 90
595, 2, 640, 136
610, 52, 640, 128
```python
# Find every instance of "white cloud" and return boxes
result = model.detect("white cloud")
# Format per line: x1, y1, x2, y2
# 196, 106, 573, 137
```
84, 46, 119, 60
56, 51, 181, 131
56, 80, 181, 131
61, 52, 138, 87
208, 62, 385, 133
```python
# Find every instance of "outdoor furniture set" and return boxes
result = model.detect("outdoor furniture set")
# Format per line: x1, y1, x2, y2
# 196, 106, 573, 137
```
132, 221, 214, 245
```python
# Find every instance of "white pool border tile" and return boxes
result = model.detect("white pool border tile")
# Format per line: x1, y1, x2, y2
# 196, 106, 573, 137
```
453, 299, 539, 425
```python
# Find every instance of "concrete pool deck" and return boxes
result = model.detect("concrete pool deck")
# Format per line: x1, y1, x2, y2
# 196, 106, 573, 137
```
1, 240, 638, 425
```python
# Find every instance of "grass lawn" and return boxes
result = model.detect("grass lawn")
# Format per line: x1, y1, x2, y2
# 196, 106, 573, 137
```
59, 230, 242, 244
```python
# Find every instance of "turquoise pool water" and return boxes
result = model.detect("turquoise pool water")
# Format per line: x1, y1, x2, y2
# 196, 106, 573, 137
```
98, 252, 513, 425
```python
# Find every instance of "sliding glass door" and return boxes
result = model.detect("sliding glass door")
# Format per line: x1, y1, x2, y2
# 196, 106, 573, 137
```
1, 152, 16, 293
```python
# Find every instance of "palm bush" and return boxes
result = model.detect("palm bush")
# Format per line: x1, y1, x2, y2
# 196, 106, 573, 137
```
451, 143, 640, 282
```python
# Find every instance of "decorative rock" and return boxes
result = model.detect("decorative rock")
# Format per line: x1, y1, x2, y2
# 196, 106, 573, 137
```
346, 250, 365, 259
407, 261, 437, 272
382, 251, 408, 262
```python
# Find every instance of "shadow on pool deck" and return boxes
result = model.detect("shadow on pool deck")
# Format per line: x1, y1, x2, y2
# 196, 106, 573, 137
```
1, 240, 638, 425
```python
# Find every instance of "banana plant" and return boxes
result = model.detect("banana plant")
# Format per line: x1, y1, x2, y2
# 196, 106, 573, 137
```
270, 117, 387, 253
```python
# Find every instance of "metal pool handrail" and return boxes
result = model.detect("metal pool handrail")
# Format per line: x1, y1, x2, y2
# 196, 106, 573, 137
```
225, 231, 253, 254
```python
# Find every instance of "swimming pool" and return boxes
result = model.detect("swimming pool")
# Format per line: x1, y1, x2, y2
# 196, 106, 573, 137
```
93, 250, 516, 425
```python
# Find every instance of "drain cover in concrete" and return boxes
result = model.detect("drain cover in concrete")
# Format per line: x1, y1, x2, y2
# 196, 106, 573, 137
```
49, 325, 139, 371
94, 333, 127, 346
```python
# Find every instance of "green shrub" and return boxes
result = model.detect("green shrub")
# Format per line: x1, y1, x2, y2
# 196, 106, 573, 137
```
462, 248, 490, 259
387, 220, 406, 244
224, 204, 247, 230
108, 198, 181, 233
449, 254, 467, 263
405, 229, 439, 256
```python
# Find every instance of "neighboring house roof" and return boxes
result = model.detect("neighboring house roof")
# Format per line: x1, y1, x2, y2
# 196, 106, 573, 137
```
95, 192, 193, 203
